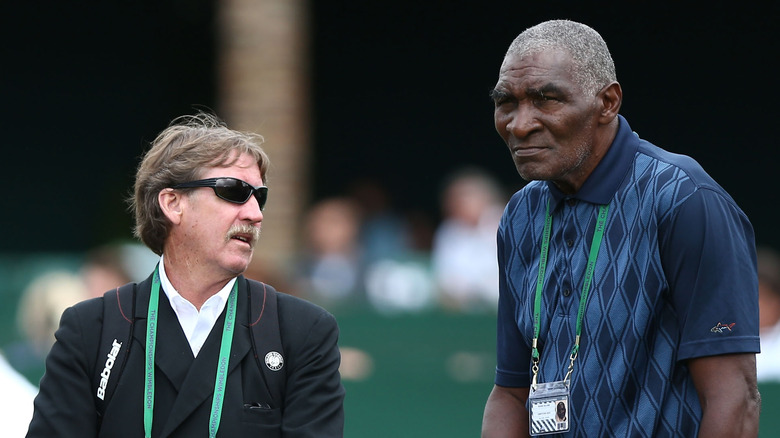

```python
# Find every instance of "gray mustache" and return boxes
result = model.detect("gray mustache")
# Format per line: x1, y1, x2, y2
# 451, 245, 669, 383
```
226, 224, 261, 248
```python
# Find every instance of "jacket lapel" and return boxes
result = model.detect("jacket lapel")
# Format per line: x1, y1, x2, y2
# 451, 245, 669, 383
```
158, 277, 253, 437
132, 273, 194, 392
154, 294, 195, 390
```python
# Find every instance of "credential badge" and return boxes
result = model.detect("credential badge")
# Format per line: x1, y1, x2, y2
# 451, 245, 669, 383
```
265, 351, 284, 371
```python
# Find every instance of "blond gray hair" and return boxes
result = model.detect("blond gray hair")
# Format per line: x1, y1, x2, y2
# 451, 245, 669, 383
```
131, 112, 270, 255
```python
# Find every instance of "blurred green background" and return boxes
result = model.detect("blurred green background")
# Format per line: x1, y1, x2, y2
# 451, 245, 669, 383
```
337, 310, 495, 437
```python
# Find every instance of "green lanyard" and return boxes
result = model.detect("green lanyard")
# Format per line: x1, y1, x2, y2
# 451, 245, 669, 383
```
145, 267, 238, 438
531, 200, 609, 388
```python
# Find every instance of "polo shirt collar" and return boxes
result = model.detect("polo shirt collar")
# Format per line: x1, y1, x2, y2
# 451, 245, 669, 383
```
547, 114, 638, 206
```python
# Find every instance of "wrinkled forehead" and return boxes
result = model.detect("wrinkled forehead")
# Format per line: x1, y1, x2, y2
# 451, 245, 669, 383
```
196, 149, 263, 178
499, 47, 572, 74
496, 48, 578, 92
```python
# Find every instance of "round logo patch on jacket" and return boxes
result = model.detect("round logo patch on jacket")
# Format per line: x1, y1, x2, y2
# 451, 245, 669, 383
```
265, 351, 284, 371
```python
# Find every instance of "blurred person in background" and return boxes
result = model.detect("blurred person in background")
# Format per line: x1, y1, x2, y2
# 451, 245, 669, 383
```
27, 112, 344, 437
431, 167, 505, 312
11, 270, 89, 385
80, 244, 132, 298
295, 196, 365, 308
756, 245, 780, 382
79, 242, 159, 298
346, 179, 436, 314
348, 179, 414, 265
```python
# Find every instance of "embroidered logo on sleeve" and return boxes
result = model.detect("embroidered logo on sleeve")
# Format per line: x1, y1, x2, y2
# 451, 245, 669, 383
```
710, 322, 736, 333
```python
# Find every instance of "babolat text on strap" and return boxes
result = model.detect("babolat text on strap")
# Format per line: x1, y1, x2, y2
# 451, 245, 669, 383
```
94, 282, 137, 424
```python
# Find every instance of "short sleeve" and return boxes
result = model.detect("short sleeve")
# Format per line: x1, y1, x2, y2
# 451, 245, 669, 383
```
660, 188, 760, 361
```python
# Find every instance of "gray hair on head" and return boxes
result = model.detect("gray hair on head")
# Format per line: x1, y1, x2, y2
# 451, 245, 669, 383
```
506, 19, 617, 96
131, 111, 270, 255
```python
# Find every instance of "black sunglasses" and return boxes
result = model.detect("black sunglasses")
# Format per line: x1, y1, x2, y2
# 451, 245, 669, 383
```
172, 177, 268, 210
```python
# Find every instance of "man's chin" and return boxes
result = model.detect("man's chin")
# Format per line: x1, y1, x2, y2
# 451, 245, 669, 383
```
223, 255, 253, 276
516, 168, 546, 182
515, 161, 541, 180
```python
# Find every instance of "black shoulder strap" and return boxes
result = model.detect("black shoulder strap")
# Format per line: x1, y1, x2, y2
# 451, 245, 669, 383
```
94, 282, 136, 421
246, 279, 287, 408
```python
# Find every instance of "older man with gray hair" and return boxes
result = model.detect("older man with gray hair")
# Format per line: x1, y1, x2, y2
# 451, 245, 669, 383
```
482, 19, 760, 437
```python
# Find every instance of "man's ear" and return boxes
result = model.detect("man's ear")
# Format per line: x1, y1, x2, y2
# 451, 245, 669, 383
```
158, 188, 184, 225
598, 82, 623, 124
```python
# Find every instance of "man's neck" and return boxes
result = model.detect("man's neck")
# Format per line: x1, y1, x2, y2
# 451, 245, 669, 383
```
552, 119, 620, 195
161, 254, 233, 310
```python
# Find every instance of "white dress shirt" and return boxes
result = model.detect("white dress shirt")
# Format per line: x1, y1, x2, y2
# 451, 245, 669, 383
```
158, 256, 236, 357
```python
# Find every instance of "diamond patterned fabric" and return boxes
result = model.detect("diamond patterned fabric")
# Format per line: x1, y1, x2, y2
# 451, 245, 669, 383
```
494, 116, 759, 436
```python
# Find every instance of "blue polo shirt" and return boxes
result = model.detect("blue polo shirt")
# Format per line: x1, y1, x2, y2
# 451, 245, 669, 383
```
495, 115, 759, 436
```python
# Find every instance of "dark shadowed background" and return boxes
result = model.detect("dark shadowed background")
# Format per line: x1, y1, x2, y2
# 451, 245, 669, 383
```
2, 2, 779, 437
2, 2, 778, 251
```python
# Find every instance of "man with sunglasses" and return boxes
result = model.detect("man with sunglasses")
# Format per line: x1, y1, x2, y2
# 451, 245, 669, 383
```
27, 113, 345, 437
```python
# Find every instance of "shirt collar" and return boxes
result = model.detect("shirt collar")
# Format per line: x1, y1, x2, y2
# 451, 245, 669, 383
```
547, 114, 639, 206
158, 254, 236, 311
